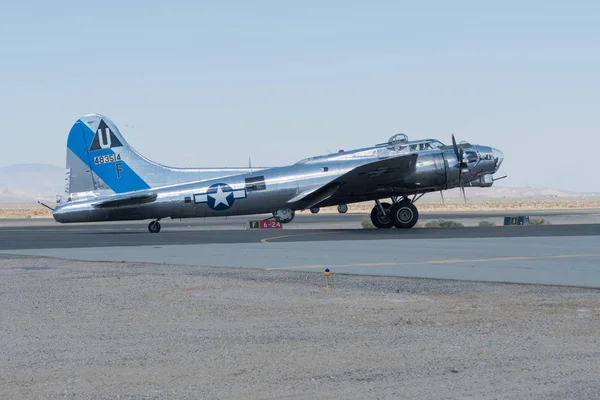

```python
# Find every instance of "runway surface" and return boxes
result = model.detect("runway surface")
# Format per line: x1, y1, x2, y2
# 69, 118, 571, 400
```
2, 212, 600, 287
2, 207, 600, 229
1, 221, 600, 249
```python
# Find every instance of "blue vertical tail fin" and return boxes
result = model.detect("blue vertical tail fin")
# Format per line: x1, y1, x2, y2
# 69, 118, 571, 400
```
64, 114, 257, 199
66, 114, 153, 196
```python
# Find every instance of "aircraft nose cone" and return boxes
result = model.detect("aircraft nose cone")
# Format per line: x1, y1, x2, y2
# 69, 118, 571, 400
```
492, 148, 504, 170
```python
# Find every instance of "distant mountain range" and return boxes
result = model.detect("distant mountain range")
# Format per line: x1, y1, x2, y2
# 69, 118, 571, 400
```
420, 186, 600, 201
0, 164, 65, 203
0, 163, 598, 203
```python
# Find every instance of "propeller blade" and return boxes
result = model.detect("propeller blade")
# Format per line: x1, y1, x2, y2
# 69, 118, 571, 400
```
460, 183, 467, 204
452, 133, 468, 168
451, 133, 460, 160
452, 133, 468, 204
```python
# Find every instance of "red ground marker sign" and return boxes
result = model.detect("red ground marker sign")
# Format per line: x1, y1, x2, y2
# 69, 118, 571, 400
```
249, 220, 283, 229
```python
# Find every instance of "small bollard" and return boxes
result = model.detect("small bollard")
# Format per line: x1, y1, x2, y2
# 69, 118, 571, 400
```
324, 268, 331, 290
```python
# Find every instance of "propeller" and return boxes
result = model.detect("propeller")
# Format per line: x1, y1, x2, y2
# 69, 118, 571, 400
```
451, 133, 468, 203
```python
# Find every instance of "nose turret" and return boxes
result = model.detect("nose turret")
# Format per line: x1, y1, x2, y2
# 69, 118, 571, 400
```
492, 148, 504, 172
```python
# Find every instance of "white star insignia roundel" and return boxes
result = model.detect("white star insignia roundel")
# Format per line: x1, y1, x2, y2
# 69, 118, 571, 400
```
193, 183, 247, 210
210, 184, 230, 209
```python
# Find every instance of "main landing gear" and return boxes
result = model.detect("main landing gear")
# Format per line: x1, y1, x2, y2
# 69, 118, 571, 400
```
148, 220, 161, 233
273, 208, 295, 224
370, 197, 419, 229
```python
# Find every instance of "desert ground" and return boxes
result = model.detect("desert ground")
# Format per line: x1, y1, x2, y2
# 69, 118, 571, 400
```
1, 254, 599, 400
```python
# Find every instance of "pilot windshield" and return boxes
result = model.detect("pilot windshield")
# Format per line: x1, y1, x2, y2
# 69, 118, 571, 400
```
464, 150, 479, 164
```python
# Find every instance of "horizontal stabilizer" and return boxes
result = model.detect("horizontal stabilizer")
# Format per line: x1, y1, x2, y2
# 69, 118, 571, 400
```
92, 193, 158, 208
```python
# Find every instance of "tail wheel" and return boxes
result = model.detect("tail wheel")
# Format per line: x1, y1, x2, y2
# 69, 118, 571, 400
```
337, 204, 348, 214
390, 201, 419, 229
310, 207, 320, 214
370, 202, 393, 229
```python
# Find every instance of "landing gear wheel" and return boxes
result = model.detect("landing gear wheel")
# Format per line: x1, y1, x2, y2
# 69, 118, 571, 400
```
370, 202, 393, 229
310, 207, 320, 214
148, 221, 161, 233
390, 201, 419, 229
273, 208, 295, 224
337, 204, 348, 214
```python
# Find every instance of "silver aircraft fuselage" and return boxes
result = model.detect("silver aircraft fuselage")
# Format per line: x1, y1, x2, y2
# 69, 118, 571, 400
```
53, 128, 504, 224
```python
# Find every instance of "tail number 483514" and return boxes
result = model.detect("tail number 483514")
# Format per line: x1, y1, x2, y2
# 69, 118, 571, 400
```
94, 153, 122, 165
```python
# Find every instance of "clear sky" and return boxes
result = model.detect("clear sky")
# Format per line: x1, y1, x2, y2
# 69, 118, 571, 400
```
1, 0, 598, 192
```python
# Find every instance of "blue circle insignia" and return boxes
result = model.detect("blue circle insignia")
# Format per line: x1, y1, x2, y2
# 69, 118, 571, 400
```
206, 183, 235, 211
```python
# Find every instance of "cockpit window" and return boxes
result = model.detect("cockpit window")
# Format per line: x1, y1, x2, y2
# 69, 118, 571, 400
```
408, 142, 434, 151
479, 152, 493, 161
464, 150, 479, 164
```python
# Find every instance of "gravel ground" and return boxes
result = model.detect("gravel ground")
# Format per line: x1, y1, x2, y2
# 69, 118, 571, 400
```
1, 254, 600, 400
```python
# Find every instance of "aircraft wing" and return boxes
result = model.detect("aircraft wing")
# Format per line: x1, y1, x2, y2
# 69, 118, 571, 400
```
288, 153, 419, 209
91, 192, 158, 208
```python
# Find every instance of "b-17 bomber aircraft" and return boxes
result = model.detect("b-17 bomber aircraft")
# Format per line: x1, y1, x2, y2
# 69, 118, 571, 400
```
51, 114, 505, 233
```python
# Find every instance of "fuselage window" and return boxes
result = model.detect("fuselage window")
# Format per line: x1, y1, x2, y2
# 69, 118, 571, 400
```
245, 176, 266, 191
184, 196, 191, 203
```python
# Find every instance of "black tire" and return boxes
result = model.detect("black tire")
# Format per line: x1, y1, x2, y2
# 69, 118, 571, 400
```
274, 210, 295, 224
337, 204, 348, 214
370, 202, 393, 229
148, 221, 161, 233
390, 201, 419, 229
310, 207, 320, 214
283, 211, 295, 223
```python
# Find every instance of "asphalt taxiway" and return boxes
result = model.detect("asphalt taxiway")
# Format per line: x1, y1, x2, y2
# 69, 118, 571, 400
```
3, 207, 600, 229
2, 212, 600, 287
1, 222, 600, 250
